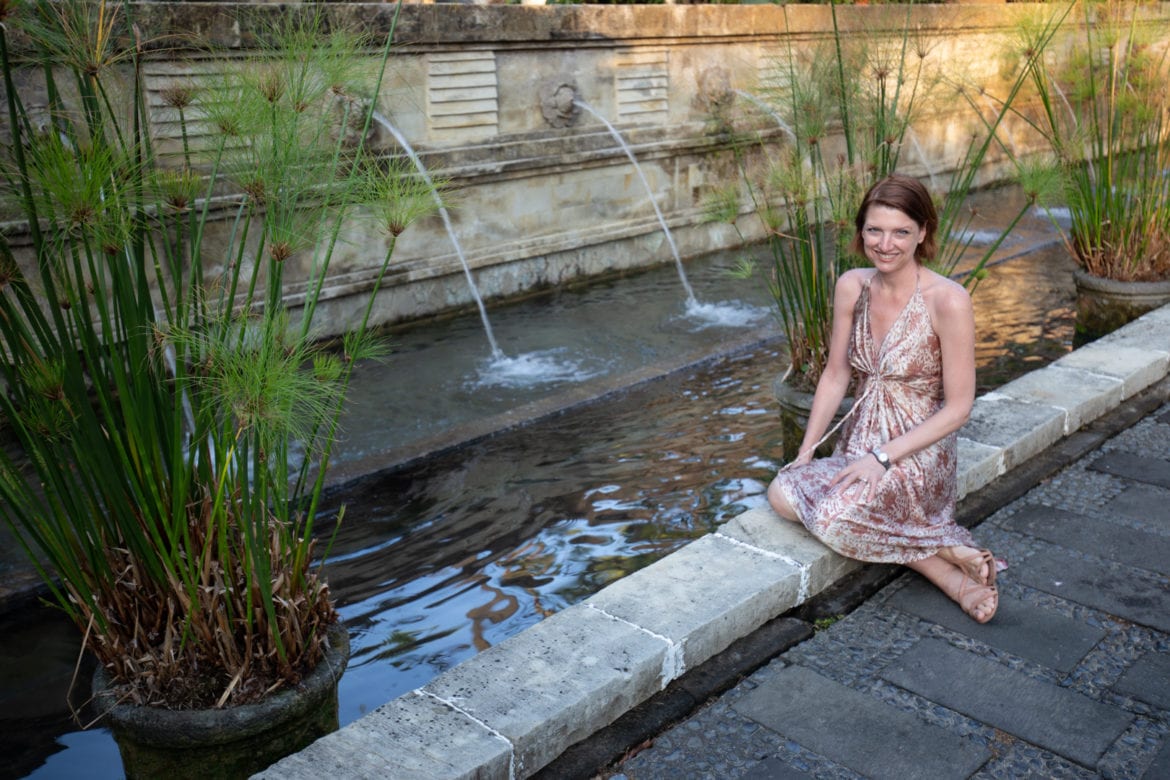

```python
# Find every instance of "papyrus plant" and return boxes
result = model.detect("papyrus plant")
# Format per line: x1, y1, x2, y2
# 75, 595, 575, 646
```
1007, 0, 1170, 282
0, 0, 436, 708
710, 5, 1063, 392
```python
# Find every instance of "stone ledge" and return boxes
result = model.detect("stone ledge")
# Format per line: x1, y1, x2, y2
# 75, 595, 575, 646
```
1054, 345, 1169, 400
992, 364, 1124, 435
586, 533, 805, 674
260, 303, 1170, 780
956, 437, 1003, 500
256, 690, 514, 780
960, 395, 1066, 476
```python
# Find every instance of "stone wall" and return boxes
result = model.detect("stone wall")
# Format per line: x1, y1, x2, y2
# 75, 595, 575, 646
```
6, 3, 1170, 332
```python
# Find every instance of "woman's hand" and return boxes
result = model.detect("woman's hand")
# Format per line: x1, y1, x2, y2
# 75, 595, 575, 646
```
829, 452, 887, 502
781, 449, 815, 472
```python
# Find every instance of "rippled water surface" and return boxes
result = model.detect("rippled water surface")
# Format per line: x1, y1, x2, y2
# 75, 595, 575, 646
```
3, 186, 1078, 779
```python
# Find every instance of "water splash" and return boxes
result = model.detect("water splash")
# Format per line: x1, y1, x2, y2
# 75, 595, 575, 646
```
475, 348, 605, 389
573, 100, 698, 306
683, 298, 768, 329
371, 111, 504, 360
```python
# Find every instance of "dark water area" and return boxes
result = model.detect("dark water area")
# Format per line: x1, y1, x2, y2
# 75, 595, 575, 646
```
0, 186, 1078, 780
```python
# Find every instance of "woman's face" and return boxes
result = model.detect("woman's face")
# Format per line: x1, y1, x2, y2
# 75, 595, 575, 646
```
861, 204, 925, 272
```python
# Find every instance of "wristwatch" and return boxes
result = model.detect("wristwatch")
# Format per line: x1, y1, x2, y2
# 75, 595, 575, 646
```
871, 447, 892, 470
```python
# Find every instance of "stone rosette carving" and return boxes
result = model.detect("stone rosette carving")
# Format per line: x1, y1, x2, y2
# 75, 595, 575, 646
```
697, 66, 734, 111
539, 80, 580, 128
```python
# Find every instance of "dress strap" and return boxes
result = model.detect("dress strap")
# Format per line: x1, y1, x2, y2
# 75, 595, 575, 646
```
779, 380, 875, 470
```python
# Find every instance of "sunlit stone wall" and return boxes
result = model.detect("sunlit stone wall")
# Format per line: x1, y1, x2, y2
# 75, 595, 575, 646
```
6, 4, 1170, 332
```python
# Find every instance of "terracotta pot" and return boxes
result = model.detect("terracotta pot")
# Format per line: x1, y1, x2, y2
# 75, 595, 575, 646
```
1073, 269, 1170, 344
772, 374, 853, 463
93, 623, 349, 780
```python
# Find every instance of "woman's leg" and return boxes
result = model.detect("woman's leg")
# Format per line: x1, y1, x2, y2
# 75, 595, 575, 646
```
767, 475, 802, 523
906, 555, 998, 623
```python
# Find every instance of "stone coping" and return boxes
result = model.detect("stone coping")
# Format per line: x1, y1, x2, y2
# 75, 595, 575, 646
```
257, 303, 1170, 780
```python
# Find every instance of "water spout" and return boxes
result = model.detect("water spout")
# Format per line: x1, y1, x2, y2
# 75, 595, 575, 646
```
573, 99, 698, 307
372, 111, 608, 386
371, 111, 503, 360
733, 90, 797, 144
904, 127, 939, 193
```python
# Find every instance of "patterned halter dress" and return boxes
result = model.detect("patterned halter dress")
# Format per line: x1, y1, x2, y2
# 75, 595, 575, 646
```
771, 274, 977, 563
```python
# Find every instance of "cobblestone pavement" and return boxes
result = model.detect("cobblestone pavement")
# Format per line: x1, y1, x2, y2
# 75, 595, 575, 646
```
605, 401, 1170, 780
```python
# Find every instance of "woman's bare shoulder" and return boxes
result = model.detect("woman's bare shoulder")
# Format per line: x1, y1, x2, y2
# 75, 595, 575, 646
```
837, 268, 872, 297
920, 269, 972, 314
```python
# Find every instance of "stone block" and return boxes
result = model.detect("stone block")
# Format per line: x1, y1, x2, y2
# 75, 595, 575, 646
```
717, 506, 863, 602
734, 664, 991, 780
1113, 651, 1170, 710
956, 437, 1003, 499
1013, 548, 1170, 633
257, 690, 513, 780
961, 394, 1066, 471
586, 533, 804, 674
1089, 452, 1170, 490
881, 638, 1132, 768
421, 602, 668, 777
1146, 739, 1170, 780
1006, 503, 1170, 575
1054, 344, 1169, 399
887, 577, 1105, 673
992, 365, 1123, 434
1106, 484, 1170, 527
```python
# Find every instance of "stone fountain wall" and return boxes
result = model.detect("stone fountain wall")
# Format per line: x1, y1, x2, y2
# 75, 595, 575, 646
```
7, 3, 1170, 333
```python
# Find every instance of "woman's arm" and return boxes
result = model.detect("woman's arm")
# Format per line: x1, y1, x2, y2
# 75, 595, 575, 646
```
790, 270, 865, 465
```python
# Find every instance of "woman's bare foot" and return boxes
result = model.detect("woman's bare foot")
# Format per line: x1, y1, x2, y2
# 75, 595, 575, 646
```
906, 555, 999, 624
955, 576, 998, 624
938, 545, 996, 587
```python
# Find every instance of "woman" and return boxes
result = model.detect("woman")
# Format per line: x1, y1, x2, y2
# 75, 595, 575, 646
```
768, 174, 999, 623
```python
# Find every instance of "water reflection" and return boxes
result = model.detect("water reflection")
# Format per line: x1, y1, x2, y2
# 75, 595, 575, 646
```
333, 345, 786, 719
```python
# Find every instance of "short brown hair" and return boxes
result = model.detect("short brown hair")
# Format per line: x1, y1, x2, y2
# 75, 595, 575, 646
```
849, 174, 938, 263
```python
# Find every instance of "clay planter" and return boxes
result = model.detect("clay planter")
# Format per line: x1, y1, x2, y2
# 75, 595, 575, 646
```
93, 623, 349, 780
1074, 269, 1170, 344
773, 374, 853, 462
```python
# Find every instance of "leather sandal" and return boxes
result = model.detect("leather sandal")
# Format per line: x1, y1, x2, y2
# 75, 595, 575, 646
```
940, 547, 997, 588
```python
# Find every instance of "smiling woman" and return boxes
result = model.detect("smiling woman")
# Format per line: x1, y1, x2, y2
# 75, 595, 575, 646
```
767, 175, 1000, 626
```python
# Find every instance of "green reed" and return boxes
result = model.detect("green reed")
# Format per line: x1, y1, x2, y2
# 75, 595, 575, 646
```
0, 0, 437, 709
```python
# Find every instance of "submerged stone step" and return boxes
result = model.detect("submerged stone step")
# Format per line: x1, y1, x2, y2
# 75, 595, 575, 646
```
880, 638, 1132, 769
886, 577, 1105, 673
1006, 503, 1170, 575
1012, 547, 1170, 633
733, 664, 991, 780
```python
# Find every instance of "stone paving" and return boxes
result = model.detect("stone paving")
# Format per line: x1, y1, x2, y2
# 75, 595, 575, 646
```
608, 404, 1170, 780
